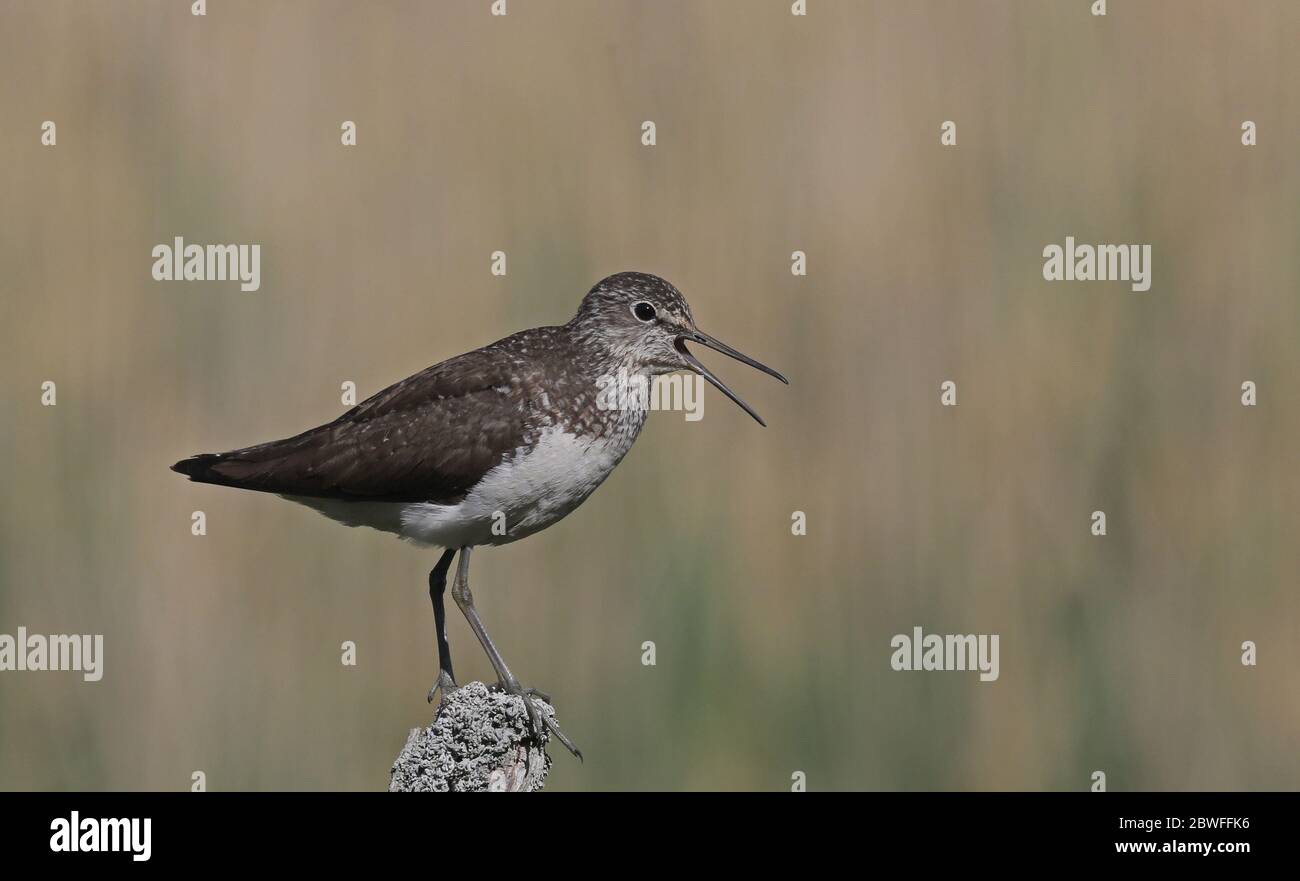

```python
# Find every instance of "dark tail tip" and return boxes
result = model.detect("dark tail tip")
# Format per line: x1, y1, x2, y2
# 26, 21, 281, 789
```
171, 454, 219, 481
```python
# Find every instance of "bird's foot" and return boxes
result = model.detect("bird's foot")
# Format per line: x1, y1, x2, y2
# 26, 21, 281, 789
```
495, 679, 583, 762
426, 670, 459, 707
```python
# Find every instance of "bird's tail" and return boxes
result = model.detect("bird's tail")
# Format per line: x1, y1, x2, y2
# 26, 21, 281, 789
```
170, 452, 247, 488
171, 428, 322, 494
170, 454, 226, 483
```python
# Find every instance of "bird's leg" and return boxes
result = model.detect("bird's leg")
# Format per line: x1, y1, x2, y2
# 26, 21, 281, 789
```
450, 546, 583, 760
426, 548, 459, 705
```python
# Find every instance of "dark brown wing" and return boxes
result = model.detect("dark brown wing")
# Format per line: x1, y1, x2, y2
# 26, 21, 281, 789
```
171, 331, 556, 503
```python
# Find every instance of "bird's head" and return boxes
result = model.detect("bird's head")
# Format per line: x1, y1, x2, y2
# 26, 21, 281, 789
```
570, 271, 789, 425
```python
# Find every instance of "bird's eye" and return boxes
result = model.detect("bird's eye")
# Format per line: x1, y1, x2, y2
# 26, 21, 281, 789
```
633, 302, 657, 322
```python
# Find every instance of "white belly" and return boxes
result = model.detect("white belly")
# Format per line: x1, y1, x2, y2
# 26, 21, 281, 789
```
284, 425, 635, 548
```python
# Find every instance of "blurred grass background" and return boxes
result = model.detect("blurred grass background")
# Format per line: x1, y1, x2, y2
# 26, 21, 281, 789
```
0, 0, 1297, 791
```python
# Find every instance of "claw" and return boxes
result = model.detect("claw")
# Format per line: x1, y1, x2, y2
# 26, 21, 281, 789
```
541, 713, 583, 762
495, 679, 583, 760
427, 671, 458, 705
523, 686, 552, 703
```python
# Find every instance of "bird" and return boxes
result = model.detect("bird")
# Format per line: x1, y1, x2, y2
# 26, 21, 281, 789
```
171, 271, 787, 757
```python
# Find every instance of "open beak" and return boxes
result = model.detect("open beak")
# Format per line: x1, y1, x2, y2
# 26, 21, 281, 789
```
675, 329, 789, 427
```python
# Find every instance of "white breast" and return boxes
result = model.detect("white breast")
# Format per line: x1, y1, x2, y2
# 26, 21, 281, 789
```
403, 424, 633, 547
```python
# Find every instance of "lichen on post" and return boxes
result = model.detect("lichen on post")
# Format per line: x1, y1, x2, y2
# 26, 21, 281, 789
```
389, 681, 554, 792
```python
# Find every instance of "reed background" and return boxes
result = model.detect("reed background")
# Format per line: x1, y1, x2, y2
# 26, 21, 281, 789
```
1, 0, 1296, 791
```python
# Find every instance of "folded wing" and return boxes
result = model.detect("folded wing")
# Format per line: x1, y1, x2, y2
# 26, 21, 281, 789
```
172, 337, 548, 504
